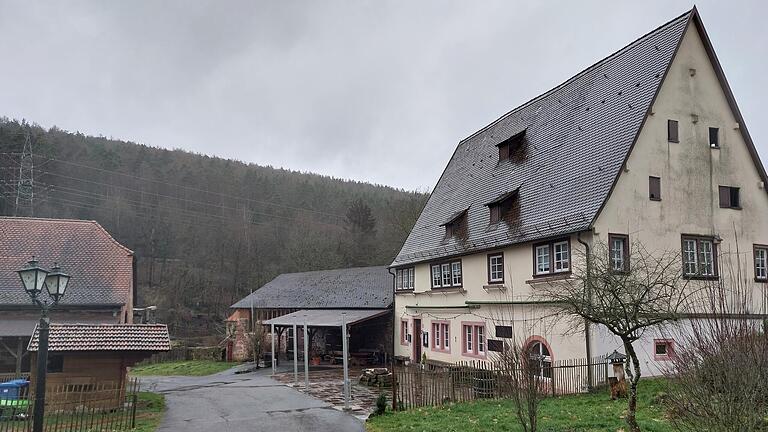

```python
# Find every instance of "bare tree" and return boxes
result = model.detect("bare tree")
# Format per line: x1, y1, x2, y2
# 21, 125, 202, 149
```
493, 342, 547, 432
665, 251, 768, 432
537, 241, 689, 432
246, 324, 268, 367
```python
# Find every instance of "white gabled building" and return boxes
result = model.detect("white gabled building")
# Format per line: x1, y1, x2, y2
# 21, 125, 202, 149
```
390, 8, 768, 374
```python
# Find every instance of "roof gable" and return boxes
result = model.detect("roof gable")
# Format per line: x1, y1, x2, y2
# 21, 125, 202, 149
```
0, 217, 133, 307
392, 10, 693, 267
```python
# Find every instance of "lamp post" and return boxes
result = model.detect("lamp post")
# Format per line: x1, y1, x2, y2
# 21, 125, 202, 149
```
16, 257, 71, 432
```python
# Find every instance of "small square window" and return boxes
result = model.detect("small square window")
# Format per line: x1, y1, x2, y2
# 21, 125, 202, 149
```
649, 176, 661, 201
719, 186, 740, 209
667, 119, 679, 143
654, 339, 674, 360
709, 127, 719, 148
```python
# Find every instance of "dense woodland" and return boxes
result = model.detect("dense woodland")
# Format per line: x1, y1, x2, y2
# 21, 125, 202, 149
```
0, 119, 427, 338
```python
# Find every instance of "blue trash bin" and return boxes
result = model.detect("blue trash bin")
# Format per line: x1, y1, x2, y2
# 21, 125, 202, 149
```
0, 379, 29, 400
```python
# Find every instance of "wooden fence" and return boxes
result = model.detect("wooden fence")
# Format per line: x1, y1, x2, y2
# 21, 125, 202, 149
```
393, 356, 609, 410
0, 379, 139, 432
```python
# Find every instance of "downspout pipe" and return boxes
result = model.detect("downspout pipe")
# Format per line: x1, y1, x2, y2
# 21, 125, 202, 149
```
387, 267, 396, 366
577, 231, 594, 389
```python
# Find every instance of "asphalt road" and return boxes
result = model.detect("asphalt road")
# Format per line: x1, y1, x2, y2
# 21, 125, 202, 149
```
140, 365, 364, 432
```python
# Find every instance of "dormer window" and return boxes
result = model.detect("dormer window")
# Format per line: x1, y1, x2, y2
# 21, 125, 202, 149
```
486, 189, 520, 225
497, 129, 527, 162
441, 209, 468, 240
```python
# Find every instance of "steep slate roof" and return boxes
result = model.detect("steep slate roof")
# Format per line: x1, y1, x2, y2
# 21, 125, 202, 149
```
28, 323, 170, 352
391, 10, 693, 267
0, 217, 133, 307
230, 266, 393, 310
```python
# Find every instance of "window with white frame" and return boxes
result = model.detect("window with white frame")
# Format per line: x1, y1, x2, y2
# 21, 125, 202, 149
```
755, 245, 767, 282
462, 324, 485, 356
488, 253, 504, 283
441, 263, 451, 286
430, 260, 463, 288
465, 325, 473, 352
554, 241, 570, 271
432, 322, 450, 351
431, 265, 441, 287
451, 262, 462, 286
535, 245, 550, 275
654, 339, 675, 360
396, 267, 415, 291
609, 234, 629, 272
400, 320, 409, 345
682, 235, 717, 278
534, 239, 570, 276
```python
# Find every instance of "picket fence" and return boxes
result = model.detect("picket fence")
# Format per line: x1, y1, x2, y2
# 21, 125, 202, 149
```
393, 356, 609, 410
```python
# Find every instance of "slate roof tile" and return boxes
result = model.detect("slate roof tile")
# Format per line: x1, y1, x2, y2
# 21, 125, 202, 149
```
392, 11, 692, 267
230, 266, 392, 310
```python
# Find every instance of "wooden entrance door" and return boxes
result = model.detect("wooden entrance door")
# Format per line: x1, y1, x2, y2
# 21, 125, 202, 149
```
413, 319, 422, 361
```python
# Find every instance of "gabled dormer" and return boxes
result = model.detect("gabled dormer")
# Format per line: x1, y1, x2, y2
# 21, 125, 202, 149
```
496, 129, 527, 163
486, 188, 520, 226
441, 209, 468, 241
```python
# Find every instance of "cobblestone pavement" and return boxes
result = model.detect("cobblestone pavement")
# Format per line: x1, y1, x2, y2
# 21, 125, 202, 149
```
272, 367, 391, 419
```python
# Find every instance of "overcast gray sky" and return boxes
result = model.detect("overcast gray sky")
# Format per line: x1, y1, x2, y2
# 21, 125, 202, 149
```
0, 1, 765, 191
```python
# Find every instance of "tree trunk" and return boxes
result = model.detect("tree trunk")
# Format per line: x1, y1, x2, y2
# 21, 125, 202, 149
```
622, 340, 642, 432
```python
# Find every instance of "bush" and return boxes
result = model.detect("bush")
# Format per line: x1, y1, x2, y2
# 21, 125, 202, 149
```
373, 394, 387, 416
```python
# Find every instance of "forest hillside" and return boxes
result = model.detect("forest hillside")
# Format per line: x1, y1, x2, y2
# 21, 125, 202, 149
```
0, 119, 427, 338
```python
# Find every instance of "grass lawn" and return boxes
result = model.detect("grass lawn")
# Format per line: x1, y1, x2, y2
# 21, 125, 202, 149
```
367, 379, 673, 432
130, 360, 237, 376
133, 391, 166, 432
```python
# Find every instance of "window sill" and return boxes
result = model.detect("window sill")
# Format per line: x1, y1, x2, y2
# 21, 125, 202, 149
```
649, 197, 662, 202
462, 352, 487, 359
720, 206, 742, 210
483, 284, 507, 291
395, 289, 415, 294
430, 286, 466, 293
755, 278, 768, 284
683, 275, 719, 281
527, 272, 572, 284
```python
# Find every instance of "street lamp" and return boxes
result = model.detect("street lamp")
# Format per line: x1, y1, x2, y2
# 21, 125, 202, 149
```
16, 257, 71, 432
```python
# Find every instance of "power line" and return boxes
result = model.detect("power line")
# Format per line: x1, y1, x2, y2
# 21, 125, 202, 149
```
1, 153, 347, 220
31, 173, 345, 230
